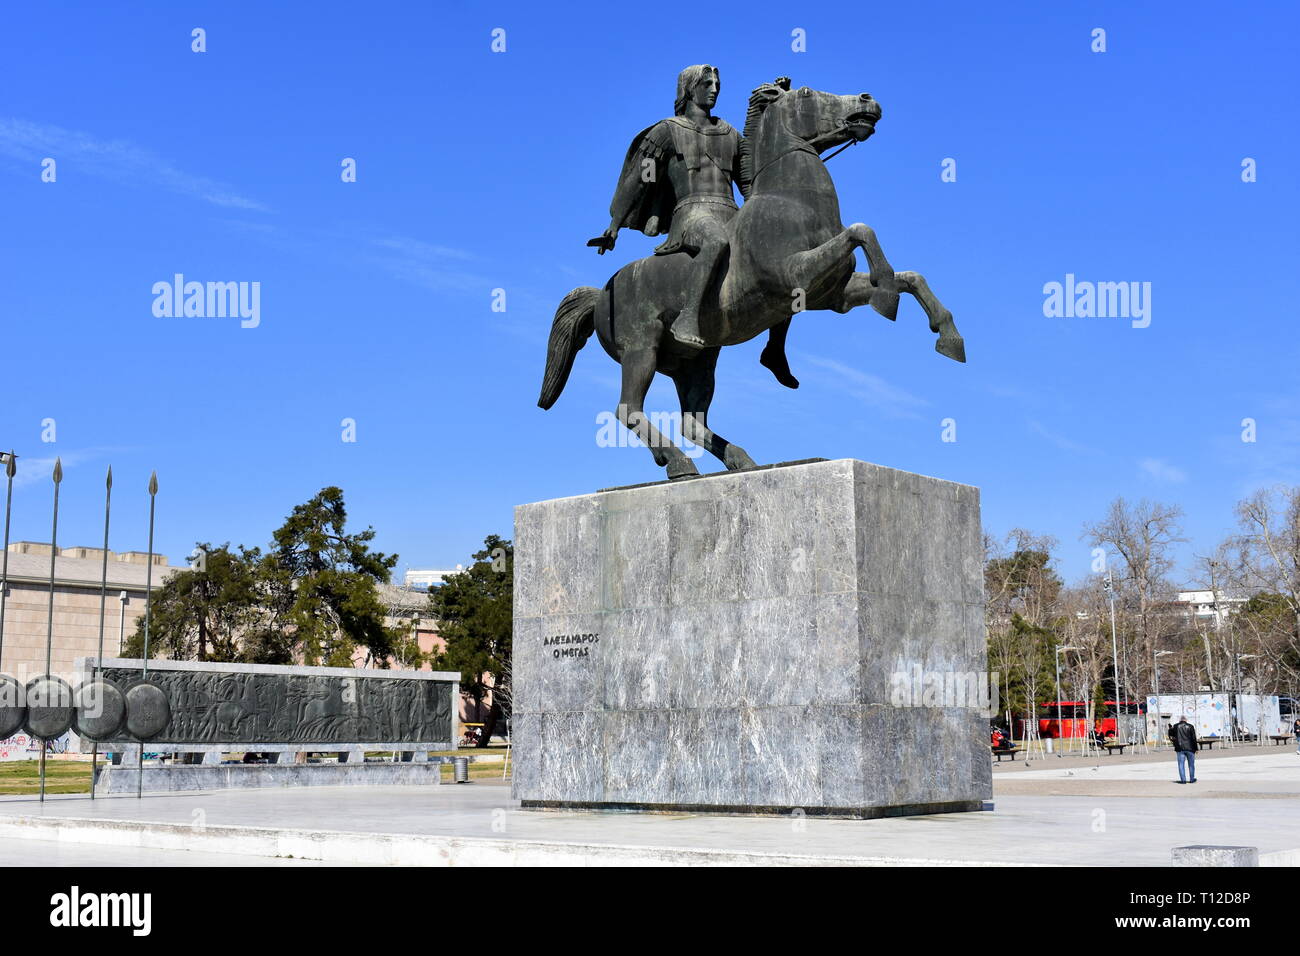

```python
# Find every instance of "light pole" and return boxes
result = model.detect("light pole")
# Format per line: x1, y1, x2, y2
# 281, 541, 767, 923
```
1103, 569, 1123, 741
1235, 653, 1258, 743
1153, 649, 1173, 747
1056, 645, 1079, 753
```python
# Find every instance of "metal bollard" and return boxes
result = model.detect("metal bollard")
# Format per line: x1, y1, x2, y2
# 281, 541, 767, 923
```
453, 756, 470, 783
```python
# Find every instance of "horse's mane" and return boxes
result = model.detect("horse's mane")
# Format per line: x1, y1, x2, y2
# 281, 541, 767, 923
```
739, 82, 786, 192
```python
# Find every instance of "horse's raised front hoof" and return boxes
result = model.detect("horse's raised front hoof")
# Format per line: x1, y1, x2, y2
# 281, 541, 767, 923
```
723, 446, 758, 471
936, 333, 966, 363
666, 458, 700, 480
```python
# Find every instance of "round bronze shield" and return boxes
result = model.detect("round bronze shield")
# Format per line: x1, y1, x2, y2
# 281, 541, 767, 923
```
124, 681, 170, 740
72, 678, 126, 741
0, 674, 25, 738
23, 675, 74, 739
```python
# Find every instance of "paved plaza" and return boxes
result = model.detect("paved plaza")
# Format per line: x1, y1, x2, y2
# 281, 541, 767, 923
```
0, 750, 1296, 866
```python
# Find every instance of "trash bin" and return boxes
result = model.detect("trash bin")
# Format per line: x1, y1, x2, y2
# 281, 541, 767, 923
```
453, 756, 470, 783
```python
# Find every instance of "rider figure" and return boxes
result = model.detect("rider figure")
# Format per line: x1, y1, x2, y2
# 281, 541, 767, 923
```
591, 65, 799, 387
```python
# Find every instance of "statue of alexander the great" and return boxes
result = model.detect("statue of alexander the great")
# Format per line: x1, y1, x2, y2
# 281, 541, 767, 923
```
589, 65, 800, 388
545, 72, 967, 482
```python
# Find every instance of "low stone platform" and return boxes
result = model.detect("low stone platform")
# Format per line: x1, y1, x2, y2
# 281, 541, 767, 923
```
93, 761, 443, 793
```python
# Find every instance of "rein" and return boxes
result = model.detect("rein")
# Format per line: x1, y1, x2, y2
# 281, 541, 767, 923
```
822, 139, 857, 162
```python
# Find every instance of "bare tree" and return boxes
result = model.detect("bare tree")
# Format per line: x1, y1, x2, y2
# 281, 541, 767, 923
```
1229, 486, 1300, 689
985, 528, 1063, 626
1082, 497, 1186, 707
1059, 578, 1120, 745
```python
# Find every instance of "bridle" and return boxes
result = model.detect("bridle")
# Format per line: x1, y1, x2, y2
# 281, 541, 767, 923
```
750, 111, 860, 185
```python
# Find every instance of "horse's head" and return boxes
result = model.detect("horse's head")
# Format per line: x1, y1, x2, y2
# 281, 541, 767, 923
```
742, 81, 882, 186
780, 84, 880, 149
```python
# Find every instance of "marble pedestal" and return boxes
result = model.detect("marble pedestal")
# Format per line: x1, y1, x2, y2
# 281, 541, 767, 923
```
511, 459, 992, 817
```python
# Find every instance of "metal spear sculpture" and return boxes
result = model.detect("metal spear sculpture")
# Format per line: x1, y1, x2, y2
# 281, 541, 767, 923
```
73, 464, 127, 794
90, 466, 112, 800
139, 470, 157, 799
0, 453, 19, 742
39, 457, 62, 803
0, 452, 14, 669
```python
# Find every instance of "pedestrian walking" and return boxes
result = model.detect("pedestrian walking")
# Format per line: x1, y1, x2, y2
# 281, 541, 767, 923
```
1169, 715, 1198, 784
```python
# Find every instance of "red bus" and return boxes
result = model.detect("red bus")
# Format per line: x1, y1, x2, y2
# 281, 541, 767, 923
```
1021, 700, 1144, 739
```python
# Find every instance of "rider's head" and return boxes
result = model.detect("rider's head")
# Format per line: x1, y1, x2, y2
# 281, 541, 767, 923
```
675, 65, 720, 115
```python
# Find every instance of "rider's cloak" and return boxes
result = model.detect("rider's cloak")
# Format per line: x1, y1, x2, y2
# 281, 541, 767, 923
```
607, 117, 747, 248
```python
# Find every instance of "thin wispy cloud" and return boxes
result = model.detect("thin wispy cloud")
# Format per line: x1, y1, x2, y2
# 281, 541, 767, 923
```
6, 449, 102, 490
0, 118, 270, 212
370, 237, 474, 263
1139, 457, 1187, 483
212, 219, 492, 300
988, 383, 1037, 403
360, 234, 491, 294
797, 353, 928, 419
1028, 419, 1094, 455
1236, 404, 1300, 495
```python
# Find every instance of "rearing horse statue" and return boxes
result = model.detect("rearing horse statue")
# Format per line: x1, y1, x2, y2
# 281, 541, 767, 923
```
539, 80, 966, 480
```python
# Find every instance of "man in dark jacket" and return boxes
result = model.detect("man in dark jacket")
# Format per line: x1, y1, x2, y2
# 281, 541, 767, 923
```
1169, 716, 1199, 783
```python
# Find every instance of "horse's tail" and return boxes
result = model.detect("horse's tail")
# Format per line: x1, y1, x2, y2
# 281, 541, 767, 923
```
538, 286, 598, 410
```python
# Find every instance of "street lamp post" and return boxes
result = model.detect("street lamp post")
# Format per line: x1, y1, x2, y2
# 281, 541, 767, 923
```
1235, 653, 1259, 745
1056, 645, 1079, 753
118, 591, 127, 654
1153, 649, 1173, 747
1104, 569, 1123, 742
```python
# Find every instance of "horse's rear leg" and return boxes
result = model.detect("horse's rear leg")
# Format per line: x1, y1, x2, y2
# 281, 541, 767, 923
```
673, 353, 757, 472
617, 347, 699, 479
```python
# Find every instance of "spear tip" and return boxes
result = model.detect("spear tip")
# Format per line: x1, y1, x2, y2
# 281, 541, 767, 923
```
106, 464, 113, 489
148, 471, 158, 496
52, 458, 62, 483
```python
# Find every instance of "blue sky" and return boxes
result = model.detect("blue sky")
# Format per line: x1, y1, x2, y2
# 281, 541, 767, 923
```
1, 0, 1296, 585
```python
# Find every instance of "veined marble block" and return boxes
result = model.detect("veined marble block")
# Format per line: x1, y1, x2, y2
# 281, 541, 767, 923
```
512, 458, 992, 817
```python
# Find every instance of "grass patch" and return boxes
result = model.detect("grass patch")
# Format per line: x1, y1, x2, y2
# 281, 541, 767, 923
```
0, 760, 93, 795
439, 761, 511, 782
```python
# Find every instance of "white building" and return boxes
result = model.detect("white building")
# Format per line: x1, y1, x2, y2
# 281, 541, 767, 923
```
403, 567, 462, 591
1174, 590, 1248, 627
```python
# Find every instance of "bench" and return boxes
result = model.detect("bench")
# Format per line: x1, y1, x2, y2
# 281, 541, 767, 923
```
991, 747, 1021, 762
1197, 738, 1218, 750
1102, 742, 1128, 755
1269, 735, 1293, 745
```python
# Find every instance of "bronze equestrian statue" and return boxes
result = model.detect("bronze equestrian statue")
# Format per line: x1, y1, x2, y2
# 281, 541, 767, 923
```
539, 71, 966, 480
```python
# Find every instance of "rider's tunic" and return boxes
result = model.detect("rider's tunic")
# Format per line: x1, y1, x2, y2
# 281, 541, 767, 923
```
607, 116, 747, 256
